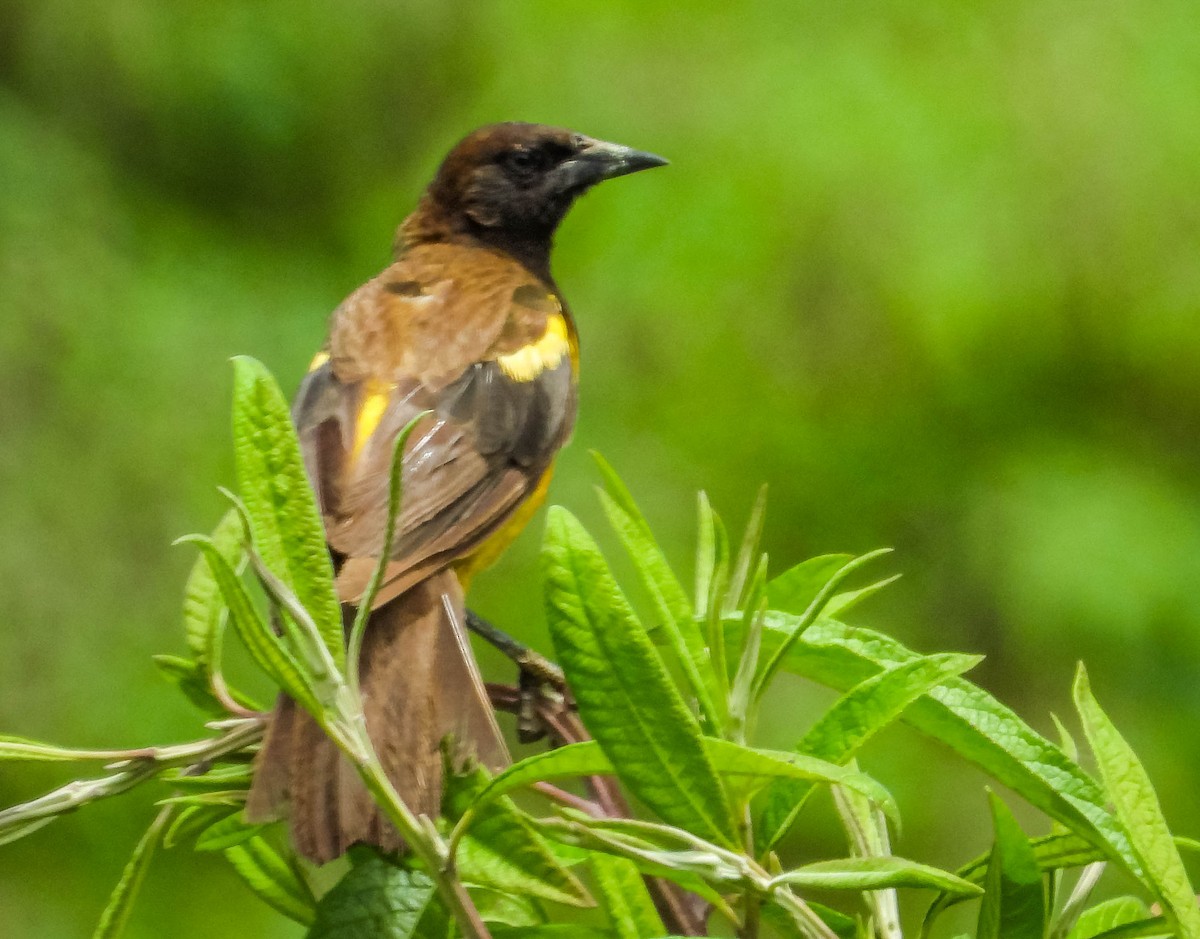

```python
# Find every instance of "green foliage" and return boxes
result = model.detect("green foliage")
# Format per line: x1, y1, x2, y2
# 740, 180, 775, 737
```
589, 852, 666, 939
757, 651, 981, 850
769, 617, 1142, 874
230, 356, 344, 671
976, 795, 1045, 939
307, 855, 443, 939
0, 361, 1196, 939
542, 506, 738, 848
92, 808, 174, 939
222, 833, 317, 926
1073, 666, 1200, 938
6, 7, 1200, 934
443, 765, 591, 909
592, 451, 719, 731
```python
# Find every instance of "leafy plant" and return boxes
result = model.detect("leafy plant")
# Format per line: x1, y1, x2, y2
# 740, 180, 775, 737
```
0, 359, 1194, 938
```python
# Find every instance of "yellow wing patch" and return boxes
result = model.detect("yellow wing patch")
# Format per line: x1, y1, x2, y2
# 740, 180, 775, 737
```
455, 466, 555, 587
308, 350, 331, 372
496, 314, 571, 382
352, 380, 395, 460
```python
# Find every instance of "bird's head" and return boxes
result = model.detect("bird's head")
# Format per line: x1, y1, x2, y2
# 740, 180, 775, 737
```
403, 123, 667, 269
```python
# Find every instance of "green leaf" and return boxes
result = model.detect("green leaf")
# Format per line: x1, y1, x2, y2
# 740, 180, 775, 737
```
711, 741, 898, 824
767, 554, 853, 616
0, 735, 125, 763
723, 484, 767, 616
307, 854, 438, 938
830, 779, 899, 937
163, 804, 235, 849
590, 852, 666, 939
0, 817, 55, 847
764, 617, 1140, 875
467, 740, 611, 800
923, 831, 1104, 930
230, 356, 343, 669
92, 806, 172, 939
823, 574, 902, 619
693, 491, 721, 618
224, 833, 316, 926
1052, 712, 1080, 763
591, 452, 692, 632
727, 590, 767, 742
1066, 897, 1152, 939
467, 738, 895, 829
444, 764, 591, 908
157, 791, 248, 809
1074, 665, 1200, 938
193, 811, 266, 851
771, 857, 981, 896
753, 549, 892, 702
531, 816, 735, 915
759, 651, 979, 849
469, 888, 545, 928
241, 540, 344, 690
976, 793, 1045, 939
177, 535, 320, 714
762, 899, 858, 939
162, 761, 254, 791
491, 928, 614, 938
593, 457, 718, 732
1074, 917, 1172, 939
182, 508, 246, 671
542, 507, 737, 848
696, 492, 731, 715
151, 655, 226, 716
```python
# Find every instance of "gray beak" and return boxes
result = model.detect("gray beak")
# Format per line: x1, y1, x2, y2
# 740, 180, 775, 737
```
553, 137, 669, 192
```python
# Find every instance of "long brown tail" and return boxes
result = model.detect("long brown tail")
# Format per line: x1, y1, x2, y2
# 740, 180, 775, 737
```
245, 569, 508, 864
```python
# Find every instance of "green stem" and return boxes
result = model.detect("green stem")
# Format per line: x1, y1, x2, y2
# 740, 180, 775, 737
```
740, 891, 761, 939
771, 887, 841, 939
353, 750, 491, 939
0, 720, 263, 843
738, 799, 759, 938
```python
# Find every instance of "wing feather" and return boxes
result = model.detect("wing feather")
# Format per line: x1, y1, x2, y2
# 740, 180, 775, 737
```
294, 243, 576, 605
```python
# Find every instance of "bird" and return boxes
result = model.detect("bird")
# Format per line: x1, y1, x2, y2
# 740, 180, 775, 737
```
244, 122, 667, 863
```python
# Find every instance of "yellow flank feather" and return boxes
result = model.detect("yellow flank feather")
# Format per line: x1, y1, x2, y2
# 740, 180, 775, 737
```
308, 350, 330, 372
496, 313, 571, 382
455, 467, 555, 587
352, 380, 394, 460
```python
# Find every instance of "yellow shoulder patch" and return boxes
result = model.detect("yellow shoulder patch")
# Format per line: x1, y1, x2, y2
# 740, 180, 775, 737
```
496, 313, 571, 382
352, 379, 394, 460
308, 350, 331, 372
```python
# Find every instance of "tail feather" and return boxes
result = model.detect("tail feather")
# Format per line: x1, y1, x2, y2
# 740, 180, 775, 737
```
246, 569, 507, 864
290, 706, 344, 861
435, 581, 509, 772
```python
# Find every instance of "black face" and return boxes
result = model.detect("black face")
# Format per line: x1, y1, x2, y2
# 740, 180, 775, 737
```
463, 136, 582, 232
434, 123, 667, 237
496, 138, 579, 187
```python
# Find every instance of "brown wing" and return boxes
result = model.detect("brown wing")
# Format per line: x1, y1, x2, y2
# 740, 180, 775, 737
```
294, 243, 576, 607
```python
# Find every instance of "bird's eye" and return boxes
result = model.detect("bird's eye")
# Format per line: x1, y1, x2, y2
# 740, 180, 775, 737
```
502, 148, 550, 174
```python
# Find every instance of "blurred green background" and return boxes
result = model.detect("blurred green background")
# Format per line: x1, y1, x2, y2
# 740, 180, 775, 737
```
3, 1, 1199, 935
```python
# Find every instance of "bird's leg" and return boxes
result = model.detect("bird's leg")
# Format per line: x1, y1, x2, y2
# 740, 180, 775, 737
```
467, 609, 567, 742
465, 610, 564, 686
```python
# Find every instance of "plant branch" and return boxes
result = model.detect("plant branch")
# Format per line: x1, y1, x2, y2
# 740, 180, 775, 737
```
350, 749, 492, 939
0, 718, 264, 842
539, 814, 841, 939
